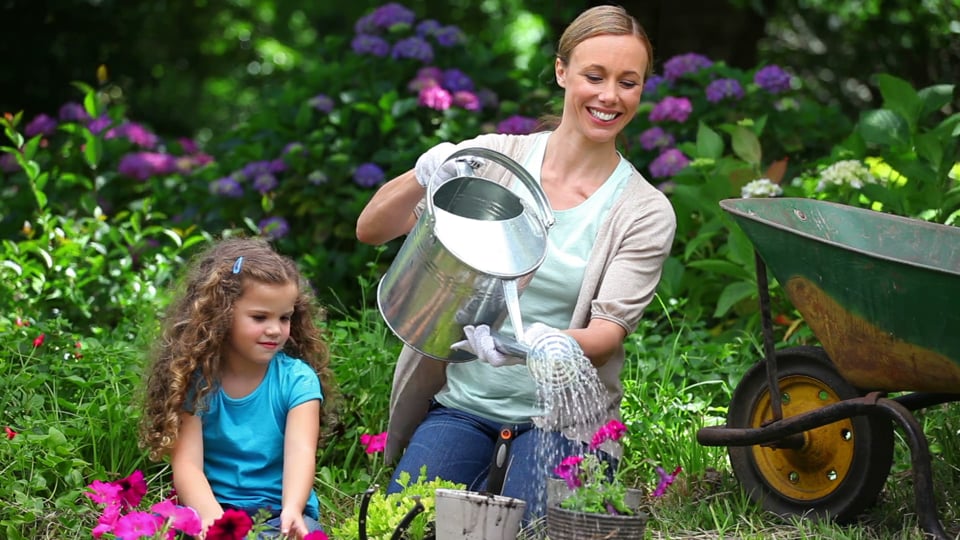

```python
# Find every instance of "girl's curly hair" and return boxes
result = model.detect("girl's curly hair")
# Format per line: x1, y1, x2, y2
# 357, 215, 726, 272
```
138, 236, 338, 461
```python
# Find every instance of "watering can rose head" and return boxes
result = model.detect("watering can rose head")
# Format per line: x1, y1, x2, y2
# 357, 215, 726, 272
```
553, 420, 681, 516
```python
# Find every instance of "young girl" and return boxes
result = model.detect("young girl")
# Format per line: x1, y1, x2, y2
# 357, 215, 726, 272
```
139, 237, 336, 539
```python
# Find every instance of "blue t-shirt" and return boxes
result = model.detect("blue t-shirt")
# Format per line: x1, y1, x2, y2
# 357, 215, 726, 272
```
195, 351, 323, 519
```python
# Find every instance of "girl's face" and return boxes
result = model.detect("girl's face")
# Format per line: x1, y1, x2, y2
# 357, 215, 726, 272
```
555, 33, 648, 144
224, 280, 298, 371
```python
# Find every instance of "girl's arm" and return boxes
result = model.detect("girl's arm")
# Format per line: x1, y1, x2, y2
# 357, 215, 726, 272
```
355, 169, 422, 245
279, 399, 321, 539
171, 412, 224, 531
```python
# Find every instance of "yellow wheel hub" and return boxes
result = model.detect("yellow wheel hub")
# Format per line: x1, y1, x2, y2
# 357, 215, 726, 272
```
749, 375, 856, 501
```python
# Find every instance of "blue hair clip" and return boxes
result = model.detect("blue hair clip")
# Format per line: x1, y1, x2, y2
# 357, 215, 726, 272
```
232, 256, 244, 274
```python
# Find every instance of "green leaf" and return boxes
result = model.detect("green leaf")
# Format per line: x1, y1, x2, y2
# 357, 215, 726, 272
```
917, 84, 955, 121
858, 109, 911, 148
876, 73, 921, 130
696, 122, 724, 160
686, 259, 754, 281
714, 281, 757, 318
730, 126, 761, 165
82, 131, 103, 169
21, 135, 42, 161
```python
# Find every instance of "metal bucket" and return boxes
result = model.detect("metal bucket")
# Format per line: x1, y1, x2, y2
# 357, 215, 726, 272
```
377, 147, 555, 361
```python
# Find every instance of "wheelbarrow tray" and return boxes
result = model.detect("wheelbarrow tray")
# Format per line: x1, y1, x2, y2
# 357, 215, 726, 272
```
721, 197, 960, 393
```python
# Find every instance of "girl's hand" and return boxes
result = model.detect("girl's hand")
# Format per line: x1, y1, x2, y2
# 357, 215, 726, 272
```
279, 509, 309, 539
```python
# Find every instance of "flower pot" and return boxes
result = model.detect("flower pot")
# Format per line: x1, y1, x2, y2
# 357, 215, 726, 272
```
546, 478, 644, 511
546, 504, 648, 540
433, 488, 526, 540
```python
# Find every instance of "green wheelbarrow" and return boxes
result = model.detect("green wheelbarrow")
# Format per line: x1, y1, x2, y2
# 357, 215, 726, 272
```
697, 197, 960, 540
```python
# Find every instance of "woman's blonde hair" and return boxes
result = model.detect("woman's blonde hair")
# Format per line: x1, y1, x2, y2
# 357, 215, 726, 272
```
556, 4, 653, 76
138, 236, 338, 461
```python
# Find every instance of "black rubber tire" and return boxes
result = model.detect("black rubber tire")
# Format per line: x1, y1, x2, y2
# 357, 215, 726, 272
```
728, 345, 894, 523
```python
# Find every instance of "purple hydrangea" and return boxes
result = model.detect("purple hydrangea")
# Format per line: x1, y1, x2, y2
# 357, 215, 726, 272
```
649, 96, 693, 123
117, 152, 178, 180
0, 152, 20, 174
705, 78, 745, 103
407, 66, 443, 92
351, 34, 391, 57
418, 85, 452, 111
649, 148, 691, 178
24, 114, 58, 137
258, 216, 290, 240
106, 121, 158, 149
643, 75, 669, 97
240, 159, 286, 180
638, 127, 675, 151
442, 68, 474, 92
354, 162, 385, 187
369, 3, 416, 30
754, 65, 792, 93
663, 53, 713, 81
476, 88, 499, 110
178, 137, 200, 154
391, 36, 434, 63
496, 115, 538, 135
416, 19, 441, 37
434, 25, 465, 47
58, 102, 89, 122
209, 177, 244, 198
88, 115, 112, 134
452, 91, 480, 111
309, 93, 335, 113
253, 173, 278, 194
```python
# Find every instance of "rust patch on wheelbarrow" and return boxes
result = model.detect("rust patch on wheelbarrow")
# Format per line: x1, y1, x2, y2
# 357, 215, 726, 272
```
786, 276, 960, 393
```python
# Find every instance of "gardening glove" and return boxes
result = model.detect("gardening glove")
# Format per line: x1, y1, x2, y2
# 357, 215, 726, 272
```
450, 324, 525, 367
520, 321, 562, 346
414, 141, 485, 188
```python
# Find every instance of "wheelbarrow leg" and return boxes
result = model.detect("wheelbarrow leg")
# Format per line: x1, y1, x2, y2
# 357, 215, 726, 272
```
874, 397, 950, 540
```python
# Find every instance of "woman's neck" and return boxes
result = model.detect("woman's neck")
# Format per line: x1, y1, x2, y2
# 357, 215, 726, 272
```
539, 129, 620, 208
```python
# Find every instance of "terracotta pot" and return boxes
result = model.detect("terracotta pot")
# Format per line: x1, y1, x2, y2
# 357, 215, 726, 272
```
546, 505, 648, 540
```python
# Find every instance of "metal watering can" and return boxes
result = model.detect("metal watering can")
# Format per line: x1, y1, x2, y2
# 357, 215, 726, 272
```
377, 147, 555, 362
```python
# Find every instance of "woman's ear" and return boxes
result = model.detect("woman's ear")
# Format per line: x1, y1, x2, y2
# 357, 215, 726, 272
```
555, 58, 566, 88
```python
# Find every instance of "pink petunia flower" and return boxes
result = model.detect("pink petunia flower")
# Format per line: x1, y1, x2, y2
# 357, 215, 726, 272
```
653, 465, 682, 497
553, 455, 584, 489
115, 470, 148, 509
304, 531, 329, 540
360, 431, 388, 454
112, 511, 164, 539
589, 419, 627, 450
85, 480, 123, 506
151, 499, 202, 536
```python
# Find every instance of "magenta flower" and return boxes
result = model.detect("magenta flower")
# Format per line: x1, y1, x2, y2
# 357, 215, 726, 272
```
653, 466, 682, 497
418, 85, 452, 111
452, 91, 481, 111
86, 479, 123, 506
589, 419, 627, 450
206, 508, 253, 540
304, 531, 330, 540
649, 148, 691, 178
361, 431, 388, 454
638, 126, 675, 151
113, 511, 163, 539
106, 121, 159, 149
554, 456, 584, 489
649, 96, 693, 123
117, 152, 178, 180
151, 499, 202, 536
4, 426, 15, 440
115, 470, 148, 509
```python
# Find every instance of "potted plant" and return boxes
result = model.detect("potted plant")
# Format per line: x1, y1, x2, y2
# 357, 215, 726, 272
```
546, 420, 681, 540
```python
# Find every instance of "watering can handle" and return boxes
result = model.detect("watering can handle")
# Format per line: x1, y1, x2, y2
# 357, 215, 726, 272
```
425, 146, 556, 230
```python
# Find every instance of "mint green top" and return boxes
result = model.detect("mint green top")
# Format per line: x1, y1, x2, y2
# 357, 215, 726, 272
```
436, 132, 631, 423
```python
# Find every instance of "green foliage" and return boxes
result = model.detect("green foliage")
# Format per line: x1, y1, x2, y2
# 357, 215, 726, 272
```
330, 467, 465, 540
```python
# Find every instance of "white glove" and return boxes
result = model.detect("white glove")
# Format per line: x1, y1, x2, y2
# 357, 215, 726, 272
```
450, 324, 525, 367
520, 322, 561, 346
414, 142, 484, 188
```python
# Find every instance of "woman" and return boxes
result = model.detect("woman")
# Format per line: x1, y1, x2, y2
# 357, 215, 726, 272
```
356, 5, 676, 520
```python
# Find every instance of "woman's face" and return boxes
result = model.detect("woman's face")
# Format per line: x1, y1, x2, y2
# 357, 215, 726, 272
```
555, 33, 648, 144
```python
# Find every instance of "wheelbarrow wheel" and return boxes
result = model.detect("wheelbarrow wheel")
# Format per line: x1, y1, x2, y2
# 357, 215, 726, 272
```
727, 345, 894, 523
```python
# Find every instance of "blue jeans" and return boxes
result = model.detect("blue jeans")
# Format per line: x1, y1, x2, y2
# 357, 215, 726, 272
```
388, 402, 584, 523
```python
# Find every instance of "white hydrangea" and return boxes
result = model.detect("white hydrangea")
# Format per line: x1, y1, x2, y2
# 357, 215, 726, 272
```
741, 178, 783, 198
816, 159, 878, 192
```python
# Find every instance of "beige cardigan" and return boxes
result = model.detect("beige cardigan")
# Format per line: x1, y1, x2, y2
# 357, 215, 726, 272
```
384, 133, 677, 462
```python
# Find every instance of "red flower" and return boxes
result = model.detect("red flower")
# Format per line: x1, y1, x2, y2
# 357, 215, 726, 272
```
206, 509, 253, 540
360, 431, 387, 454
32, 333, 45, 348
4, 426, 16, 439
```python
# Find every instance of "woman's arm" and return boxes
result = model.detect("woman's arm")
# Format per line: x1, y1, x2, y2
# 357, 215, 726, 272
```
355, 169, 423, 245
171, 413, 223, 531
279, 399, 321, 539
567, 318, 628, 368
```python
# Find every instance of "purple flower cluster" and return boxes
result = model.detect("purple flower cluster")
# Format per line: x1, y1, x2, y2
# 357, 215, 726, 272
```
209, 177, 244, 198
663, 53, 713, 81
354, 162, 385, 187
352, 3, 464, 60
649, 96, 693, 123
309, 94, 335, 113
638, 127, 675, 151
643, 75, 669, 98
106, 121, 159, 149
258, 216, 291, 240
409, 66, 483, 112
705, 78, 745, 103
754, 65, 792, 93
649, 148, 691, 178
25, 114, 58, 137
496, 115, 538, 135
118, 152, 179, 181
207, 158, 286, 196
